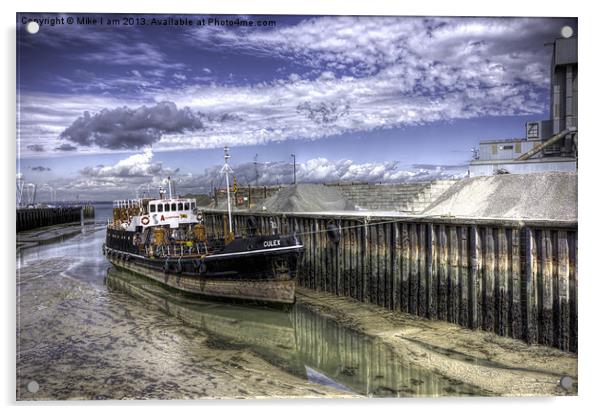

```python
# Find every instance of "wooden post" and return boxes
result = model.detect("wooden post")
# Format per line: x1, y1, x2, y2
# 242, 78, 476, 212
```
427, 224, 437, 319
392, 223, 401, 311
401, 223, 410, 313
524, 227, 539, 344
438, 225, 448, 321
557, 230, 570, 351
570, 231, 578, 352
483, 227, 495, 332
362, 219, 369, 303
409, 223, 419, 314
541, 229, 554, 346
449, 226, 459, 324
459, 227, 469, 327
418, 224, 428, 317
510, 228, 522, 339
469, 226, 482, 330
370, 225, 379, 305
496, 228, 509, 337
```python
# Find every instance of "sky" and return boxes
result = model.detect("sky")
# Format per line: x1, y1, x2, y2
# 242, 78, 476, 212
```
16, 13, 577, 201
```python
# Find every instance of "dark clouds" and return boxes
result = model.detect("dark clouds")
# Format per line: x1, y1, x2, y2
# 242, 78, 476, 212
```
30, 166, 51, 172
297, 100, 351, 124
27, 144, 45, 152
55, 143, 77, 151
59, 101, 204, 150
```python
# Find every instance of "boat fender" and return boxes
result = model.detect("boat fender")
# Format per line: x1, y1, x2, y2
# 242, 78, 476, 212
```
175, 258, 182, 274
247, 216, 258, 235
163, 259, 170, 273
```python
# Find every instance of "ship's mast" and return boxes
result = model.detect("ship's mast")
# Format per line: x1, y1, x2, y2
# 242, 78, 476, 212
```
167, 176, 173, 199
220, 146, 234, 234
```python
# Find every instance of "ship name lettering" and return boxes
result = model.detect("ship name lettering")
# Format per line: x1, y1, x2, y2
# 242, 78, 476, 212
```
263, 240, 281, 248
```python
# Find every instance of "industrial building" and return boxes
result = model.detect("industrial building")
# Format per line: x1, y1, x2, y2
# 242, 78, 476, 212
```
469, 34, 577, 176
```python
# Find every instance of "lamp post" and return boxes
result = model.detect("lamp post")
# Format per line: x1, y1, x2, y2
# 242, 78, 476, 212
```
291, 153, 296, 185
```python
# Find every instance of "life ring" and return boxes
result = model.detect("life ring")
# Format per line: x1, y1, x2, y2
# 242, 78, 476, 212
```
196, 213, 203, 222
141, 216, 150, 225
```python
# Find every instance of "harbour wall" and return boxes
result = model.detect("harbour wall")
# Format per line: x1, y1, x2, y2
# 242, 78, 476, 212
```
325, 180, 457, 212
202, 210, 578, 352
16, 205, 95, 232
211, 180, 458, 212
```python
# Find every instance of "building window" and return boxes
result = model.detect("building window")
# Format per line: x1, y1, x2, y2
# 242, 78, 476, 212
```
526, 123, 539, 139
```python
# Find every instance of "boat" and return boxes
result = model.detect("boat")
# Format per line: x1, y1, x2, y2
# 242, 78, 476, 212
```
102, 147, 304, 304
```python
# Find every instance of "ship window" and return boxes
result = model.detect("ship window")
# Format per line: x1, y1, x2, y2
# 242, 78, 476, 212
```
178, 202, 183, 210
165, 203, 170, 212
158, 204, 163, 212
150, 204, 156, 213
192, 201, 196, 209
171, 203, 177, 211
501, 145, 513, 150
184, 202, 190, 210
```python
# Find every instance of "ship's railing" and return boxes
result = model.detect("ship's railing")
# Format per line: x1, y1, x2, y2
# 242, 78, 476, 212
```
144, 241, 210, 258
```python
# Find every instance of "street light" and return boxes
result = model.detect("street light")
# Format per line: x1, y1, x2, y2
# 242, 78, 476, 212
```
290, 154, 296, 185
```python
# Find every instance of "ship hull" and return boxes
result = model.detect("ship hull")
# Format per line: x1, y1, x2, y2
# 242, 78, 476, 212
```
104, 229, 303, 304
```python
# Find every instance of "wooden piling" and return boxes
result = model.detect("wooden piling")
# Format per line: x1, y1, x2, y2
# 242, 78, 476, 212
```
200, 210, 578, 352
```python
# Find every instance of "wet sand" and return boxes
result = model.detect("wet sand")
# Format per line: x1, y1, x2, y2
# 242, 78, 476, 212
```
297, 289, 578, 396
17, 258, 355, 400
16, 225, 577, 400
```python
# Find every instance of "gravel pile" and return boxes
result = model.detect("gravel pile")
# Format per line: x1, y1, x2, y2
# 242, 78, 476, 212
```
422, 172, 577, 221
257, 184, 355, 212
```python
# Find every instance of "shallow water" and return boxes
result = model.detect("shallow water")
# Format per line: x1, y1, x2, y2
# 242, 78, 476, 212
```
16, 226, 487, 400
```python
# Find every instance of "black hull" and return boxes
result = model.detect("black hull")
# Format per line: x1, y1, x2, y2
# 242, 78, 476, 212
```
104, 229, 304, 303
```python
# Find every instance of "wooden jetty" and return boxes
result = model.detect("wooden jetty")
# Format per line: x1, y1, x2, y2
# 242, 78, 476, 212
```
202, 210, 578, 352
16, 205, 95, 232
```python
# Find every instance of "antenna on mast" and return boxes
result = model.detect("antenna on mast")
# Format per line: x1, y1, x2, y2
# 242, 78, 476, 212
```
220, 146, 234, 234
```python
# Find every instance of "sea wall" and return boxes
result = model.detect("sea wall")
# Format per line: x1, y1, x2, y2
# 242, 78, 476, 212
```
202, 210, 578, 352
16, 205, 95, 232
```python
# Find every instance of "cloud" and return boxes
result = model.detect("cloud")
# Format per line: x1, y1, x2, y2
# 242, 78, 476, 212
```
18, 16, 575, 157
55, 143, 77, 151
176, 157, 468, 193
59, 101, 204, 150
80, 148, 167, 178
30, 166, 51, 171
27, 144, 45, 152
42, 150, 467, 200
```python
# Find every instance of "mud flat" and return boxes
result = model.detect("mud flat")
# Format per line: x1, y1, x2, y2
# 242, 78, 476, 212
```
16, 222, 98, 253
16, 258, 355, 400
297, 288, 577, 397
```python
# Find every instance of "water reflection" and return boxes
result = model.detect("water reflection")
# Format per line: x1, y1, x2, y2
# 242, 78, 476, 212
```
106, 268, 484, 397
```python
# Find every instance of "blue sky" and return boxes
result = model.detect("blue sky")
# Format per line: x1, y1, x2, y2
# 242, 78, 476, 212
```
16, 14, 576, 200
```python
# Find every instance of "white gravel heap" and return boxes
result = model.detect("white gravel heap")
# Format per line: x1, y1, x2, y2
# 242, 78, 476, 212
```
258, 183, 355, 212
422, 172, 577, 221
